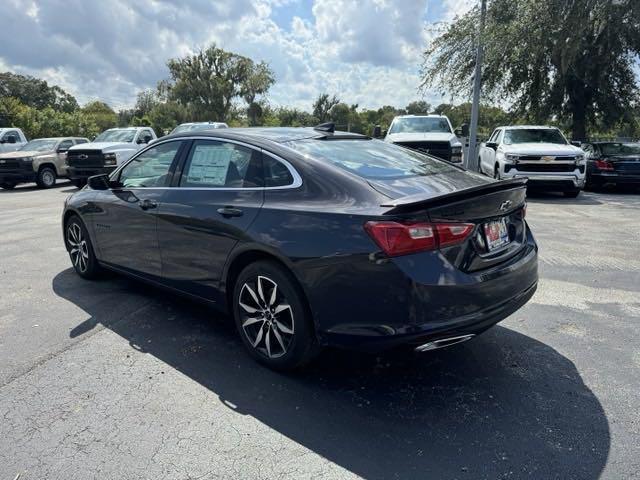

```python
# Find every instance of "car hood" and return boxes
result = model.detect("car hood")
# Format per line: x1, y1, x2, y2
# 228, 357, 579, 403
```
68, 142, 136, 152
502, 143, 582, 156
367, 169, 493, 200
386, 132, 460, 145
0, 150, 55, 159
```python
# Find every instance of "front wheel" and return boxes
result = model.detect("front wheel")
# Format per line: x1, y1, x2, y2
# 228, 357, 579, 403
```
494, 165, 501, 180
233, 261, 319, 371
36, 166, 57, 188
563, 189, 581, 198
65, 215, 102, 279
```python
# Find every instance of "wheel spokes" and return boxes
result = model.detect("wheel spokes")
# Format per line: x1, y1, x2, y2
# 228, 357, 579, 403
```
274, 319, 293, 335
242, 316, 264, 328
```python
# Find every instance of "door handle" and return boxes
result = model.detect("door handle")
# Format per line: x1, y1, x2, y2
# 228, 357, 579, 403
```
217, 206, 243, 218
139, 199, 158, 210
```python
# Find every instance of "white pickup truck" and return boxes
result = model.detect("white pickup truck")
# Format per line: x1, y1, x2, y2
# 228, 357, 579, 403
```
0, 128, 28, 153
384, 114, 464, 164
66, 127, 157, 187
478, 125, 586, 197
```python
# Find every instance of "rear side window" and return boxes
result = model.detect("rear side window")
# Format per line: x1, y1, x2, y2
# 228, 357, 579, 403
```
285, 139, 456, 180
263, 154, 294, 187
75, 139, 88, 145
179, 140, 263, 188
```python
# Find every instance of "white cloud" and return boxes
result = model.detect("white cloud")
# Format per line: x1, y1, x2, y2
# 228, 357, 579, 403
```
0, 0, 466, 112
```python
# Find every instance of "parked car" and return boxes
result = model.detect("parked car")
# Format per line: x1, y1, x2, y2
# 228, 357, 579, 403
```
66, 127, 157, 187
581, 141, 640, 189
478, 125, 586, 197
62, 126, 538, 370
169, 122, 228, 135
0, 128, 28, 153
384, 114, 464, 164
0, 137, 89, 189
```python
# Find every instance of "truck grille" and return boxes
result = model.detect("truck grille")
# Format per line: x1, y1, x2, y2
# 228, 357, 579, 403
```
516, 163, 577, 173
517, 155, 578, 161
0, 159, 21, 170
395, 141, 451, 161
67, 150, 105, 167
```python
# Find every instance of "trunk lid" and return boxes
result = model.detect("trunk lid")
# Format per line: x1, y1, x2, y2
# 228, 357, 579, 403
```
605, 155, 640, 174
371, 174, 529, 272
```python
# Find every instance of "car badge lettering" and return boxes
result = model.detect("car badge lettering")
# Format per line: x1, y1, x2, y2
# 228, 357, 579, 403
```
499, 200, 512, 211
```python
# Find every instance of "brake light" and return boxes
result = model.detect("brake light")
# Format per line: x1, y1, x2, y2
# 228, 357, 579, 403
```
595, 159, 614, 171
364, 221, 474, 256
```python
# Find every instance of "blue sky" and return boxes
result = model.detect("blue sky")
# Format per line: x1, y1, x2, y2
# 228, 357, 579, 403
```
0, 0, 473, 113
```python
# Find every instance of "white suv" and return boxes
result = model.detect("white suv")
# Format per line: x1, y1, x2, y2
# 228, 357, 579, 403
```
478, 125, 586, 197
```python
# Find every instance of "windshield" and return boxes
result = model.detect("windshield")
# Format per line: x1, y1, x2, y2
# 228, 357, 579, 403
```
504, 128, 567, 145
94, 129, 136, 143
20, 139, 58, 152
600, 143, 640, 156
171, 123, 227, 134
285, 138, 457, 179
389, 117, 452, 134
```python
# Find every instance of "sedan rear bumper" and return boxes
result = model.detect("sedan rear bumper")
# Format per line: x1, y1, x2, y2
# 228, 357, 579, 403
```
304, 229, 538, 351
589, 172, 640, 185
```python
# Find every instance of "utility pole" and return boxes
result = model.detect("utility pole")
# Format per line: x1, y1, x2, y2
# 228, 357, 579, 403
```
467, 0, 487, 172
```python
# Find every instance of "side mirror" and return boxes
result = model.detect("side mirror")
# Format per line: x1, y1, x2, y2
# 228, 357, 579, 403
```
57, 147, 69, 153
87, 174, 111, 190
454, 128, 463, 136
382, 129, 388, 137
372, 125, 382, 138
570, 140, 581, 147
486, 141, 498, 150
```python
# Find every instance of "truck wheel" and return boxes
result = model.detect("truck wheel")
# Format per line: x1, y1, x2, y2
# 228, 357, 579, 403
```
493, 165, 501, 179
36, 166, 57, 188
563, 189, 581, 198
0, 182, 16, 190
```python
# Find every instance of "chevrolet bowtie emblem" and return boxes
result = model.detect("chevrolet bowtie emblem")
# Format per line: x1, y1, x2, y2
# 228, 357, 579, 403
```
78, 154, 88, 160
499, 200, 512, 211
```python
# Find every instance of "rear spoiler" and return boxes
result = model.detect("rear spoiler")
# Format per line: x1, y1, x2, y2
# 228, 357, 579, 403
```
381, 178, 528, 214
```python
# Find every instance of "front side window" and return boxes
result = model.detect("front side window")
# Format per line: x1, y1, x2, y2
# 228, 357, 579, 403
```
389, 117, 452, 134
503, 128, 567, 145
2, 130, 19, 141
286, 139, 457, 180
117, 141, 182, 188
180, 140, 262, 188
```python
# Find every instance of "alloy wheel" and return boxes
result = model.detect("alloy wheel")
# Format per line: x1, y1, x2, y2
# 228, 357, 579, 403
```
238, 275, 295, 359
67, 223, 89, 273
42, 170, 55, 187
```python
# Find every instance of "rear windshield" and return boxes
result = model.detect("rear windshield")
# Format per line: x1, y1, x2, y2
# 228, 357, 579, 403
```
600, 143, 640, 155
285, 139, 457, 179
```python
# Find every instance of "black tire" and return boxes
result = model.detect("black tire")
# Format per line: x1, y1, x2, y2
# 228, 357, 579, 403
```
233, 260, 319, 371
563, 189, 581, 198
478, 158, 483, 174
0, 182, 16, 190
36, 166, 57, 188
494, 165, 501, 180
64, 215, 102, 279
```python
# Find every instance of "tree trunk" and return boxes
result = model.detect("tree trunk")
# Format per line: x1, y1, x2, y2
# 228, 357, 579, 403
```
567, 74, 587, 141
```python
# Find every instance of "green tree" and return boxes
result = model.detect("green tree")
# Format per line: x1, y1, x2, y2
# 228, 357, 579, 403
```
164, 44, 274, 122
422, 0, 640, 139
0, 72, 78, 112
405, 100, 431, 115
242, 61, 275, 126
81, 101, 117, 132
147, 101, 189, 135
312, 94, 340, 123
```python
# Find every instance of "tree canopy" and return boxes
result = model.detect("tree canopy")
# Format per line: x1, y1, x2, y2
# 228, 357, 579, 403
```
422, 0, 640, 139
0, 72, 78, 113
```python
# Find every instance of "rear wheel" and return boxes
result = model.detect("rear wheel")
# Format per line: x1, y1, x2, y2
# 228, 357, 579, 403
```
0, 182, 16, 190
36, 166, 56, 188
563, 189, 581, 198
233, 261, 319, 371
65, 215, 102, 279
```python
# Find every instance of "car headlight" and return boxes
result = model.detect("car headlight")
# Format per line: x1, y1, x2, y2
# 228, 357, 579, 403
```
103, 152, 117, 166
19, 157, 34, 163
505, 154, 519, 162
451, 146, 462, 154
576, 154, 585, 163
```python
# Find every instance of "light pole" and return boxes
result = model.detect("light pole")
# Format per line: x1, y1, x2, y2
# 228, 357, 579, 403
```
467, 0, 487, 172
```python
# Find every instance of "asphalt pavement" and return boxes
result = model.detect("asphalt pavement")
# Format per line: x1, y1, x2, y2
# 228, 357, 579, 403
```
0, 181, 639, 479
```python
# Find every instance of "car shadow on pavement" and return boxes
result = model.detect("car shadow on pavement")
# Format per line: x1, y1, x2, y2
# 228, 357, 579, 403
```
53, 268, 610, 479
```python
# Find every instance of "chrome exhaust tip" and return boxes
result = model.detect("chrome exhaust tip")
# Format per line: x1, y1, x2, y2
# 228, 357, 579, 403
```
414, 334, 476, 353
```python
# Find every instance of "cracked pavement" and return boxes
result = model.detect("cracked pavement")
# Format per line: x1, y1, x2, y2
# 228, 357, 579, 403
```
1, 182, 639, 479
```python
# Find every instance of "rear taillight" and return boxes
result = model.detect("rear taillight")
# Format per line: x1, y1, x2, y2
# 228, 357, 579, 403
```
364, 221, 474, 256
595, 159, 614, 171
